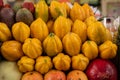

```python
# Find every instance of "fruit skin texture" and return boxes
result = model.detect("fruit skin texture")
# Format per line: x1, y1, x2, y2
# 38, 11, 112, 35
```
0, 22, 12, 42
0, 7, 15, 28
35, 56, 53, 74
44, 70, 66, 80
0, 61, 22, 80
1, 40, 24, 61
22, 38, 42, 59
53, 16, 72, 40
47, 20, 54, 33
53, 53, 71, 71
30, 18, 49, 42
35, 0, 48, 22
87, 21, 107, 45
67, 70, 88, 80
62, 32, 82, 56
22, 2, 35, 14
43, 33, 63, 57
17, 56, 35, 73
104, 29, 112, 41
70, 2, 85, 21
72, 54, 89, 71
82, 40, 98, 60
50, 1, 67, 19
72, 19, 87, 43
86, 59, 117, 80
99, 40, 117, 59
82, 3, 94, 19
16, 8, 34, 25
21, 71, 43, 80
12, 22, 30, 43
85, 16, 97, 26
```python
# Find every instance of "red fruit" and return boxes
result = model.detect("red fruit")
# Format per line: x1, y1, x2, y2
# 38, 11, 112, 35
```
4, 4, 11, 8
44, 70, 66, 80
22, 2, 35, 13
0, 0, 3, 8
86, 59, 117, 80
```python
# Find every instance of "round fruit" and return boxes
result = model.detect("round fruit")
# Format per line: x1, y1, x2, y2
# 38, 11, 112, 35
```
1, 40, 24, 61
67, 70, 88, 80
62, 32, 82, 56
0, 22, 12, 42
86, 59, 117, 80
44, 70, 66, 80
22, 38, 42, 59
43, 33, 63, 57
21, 71, 43, 80
82, 40, 98, 60
12, 22, 30, 43
17, 56, 35, 73
35, 56, 53, 74
53, 53, 71, 71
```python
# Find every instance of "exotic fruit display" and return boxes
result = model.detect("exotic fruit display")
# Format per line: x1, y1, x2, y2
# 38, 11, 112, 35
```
82, 40, 98, 60
72, 54, 89, 71
99, 40, 117, 59
0, 22, 12, 42
16, 8, 34, 25
17, 56, 35, 73
44, 70, 66, 80
87, 21, 107, 45
86, 59, 117, 80
53, 16, 72, 39
22, 38, 42, 59
35, 0, 48, 22
70, 2, 85, 21
50, 1, 67, 19
1, 40, 24, 61
0, 7, 15, 28
35, 56, 53, 74
21, 71, 43, 80
72, 19, 87, 43
62, 32, 82, 56
67, 70, 88, 80
43, 33, 63, 57
12, 22, 30, 43
30, 18, 49, 42
53, 53, 71, 71
0, 0, 119, 80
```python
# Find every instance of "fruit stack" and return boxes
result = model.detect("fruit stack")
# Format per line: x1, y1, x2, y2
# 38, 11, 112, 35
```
0, 0, 119, 80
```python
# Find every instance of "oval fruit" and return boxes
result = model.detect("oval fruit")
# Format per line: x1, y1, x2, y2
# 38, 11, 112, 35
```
1, 40, 24, 61
67, 70, 88, 80
44, 70, 66, 80
21, 71, 43, 80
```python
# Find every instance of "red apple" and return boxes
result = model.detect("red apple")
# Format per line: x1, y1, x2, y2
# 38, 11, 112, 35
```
22, 2, 35, 13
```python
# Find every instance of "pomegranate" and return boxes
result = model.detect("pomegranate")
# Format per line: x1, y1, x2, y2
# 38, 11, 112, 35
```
44, 70, 66, 80
86, 59, 117, 80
